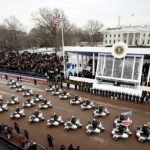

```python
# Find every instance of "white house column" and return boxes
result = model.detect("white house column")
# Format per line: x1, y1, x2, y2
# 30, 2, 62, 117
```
92, 53, 95, 76
139, 32, 142, 45
76, 53, 79, 76
132, 33, 135, 46
126, 33, 129, 45
132, 56, 136, 79
146, 65, 150, 85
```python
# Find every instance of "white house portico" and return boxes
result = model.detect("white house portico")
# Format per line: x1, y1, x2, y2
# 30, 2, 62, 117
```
102, 26, 150, 46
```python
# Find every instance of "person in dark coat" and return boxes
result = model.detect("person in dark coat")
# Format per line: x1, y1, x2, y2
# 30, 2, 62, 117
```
5, 74, 8, 80
34, 79, 37, 85
76, 146, 80, 150
60, 144, 66, 150
17, 76, 19, 82
14, 122, 20, 134
24, 130, 29, 139
68, 144, 74, 150
47, 134, 53, 148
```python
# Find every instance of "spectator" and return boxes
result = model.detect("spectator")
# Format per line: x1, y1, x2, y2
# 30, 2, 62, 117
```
5, 74, 8, 80
17, 76, 20, 82
31, 142, 37, 150
68, 144, 74, 150
34, 79, 37, 85
24, 130, 29, 139
14, 122, 20, 134
18, 135, 25, 147
47, 134, 53, 148
60, 144, 66, 150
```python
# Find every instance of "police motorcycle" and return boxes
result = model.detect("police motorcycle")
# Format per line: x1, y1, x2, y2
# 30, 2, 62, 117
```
0, 102, 8, 112
70, 95, 83, 105
80, 99, 95, 110
46, 84, 55, 92
10, 82, 20, 89
39, 99, 52, 109
7, 79, 16, 86
64, 116, 82, 131
22, 89, 33, 97
59, 90, 71, 99
136, 123, 150, 142
111, 124, 132, 140
86, 119, 105, 135
10, 107, 25, 119
16, 85, 26, 92
52, 88, 63, 95
47, 113, 64, 127
93, 105, 109, 117
7, 95, 19, 105
28, 110, 44, 123
22, 98, 35, 108
32, 94, 44, 102
114, 113, 132, 127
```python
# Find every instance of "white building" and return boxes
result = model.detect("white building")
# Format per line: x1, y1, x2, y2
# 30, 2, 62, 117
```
102, 26, 150, 46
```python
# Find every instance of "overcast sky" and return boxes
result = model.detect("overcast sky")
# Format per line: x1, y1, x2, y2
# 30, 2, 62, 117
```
0, 0, 150, 31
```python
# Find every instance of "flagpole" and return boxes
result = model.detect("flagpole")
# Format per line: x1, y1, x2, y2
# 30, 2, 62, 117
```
61, 19, 65, 78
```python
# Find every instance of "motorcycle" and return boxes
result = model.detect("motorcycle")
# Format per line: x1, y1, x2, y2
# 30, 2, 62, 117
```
39, 100, 52, 109
136, 127, 150, 142
22, 89, 33, 97
10, 108, 25, 119
16, 85, 26, 92
28, 111, 44, 123
32, 94, 44, 102
46, 85, 55, 92
86, 121, 105, 135
93, 106, 109, 117
10, 82, 20, 89
64, 118, 82, 131
111, 125, 132, 140
22, 99, 35, 108
80, 100, 95, 110
0, 103, 8, 112
52, 89, 63, 95
59, 92, 71, 99
70, 97, 83, 105
7, 79, 16, 86
7, 96, 19, 105
47, 115, 64, 127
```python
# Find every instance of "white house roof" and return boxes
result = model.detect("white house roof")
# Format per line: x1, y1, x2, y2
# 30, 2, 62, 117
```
102, 26, 150, 33
64, 46, 150, 55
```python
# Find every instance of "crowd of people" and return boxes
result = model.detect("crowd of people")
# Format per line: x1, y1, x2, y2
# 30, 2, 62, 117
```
0, 51, 64, 80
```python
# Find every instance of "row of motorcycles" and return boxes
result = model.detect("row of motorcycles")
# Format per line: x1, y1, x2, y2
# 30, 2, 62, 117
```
3, 80, 150, 142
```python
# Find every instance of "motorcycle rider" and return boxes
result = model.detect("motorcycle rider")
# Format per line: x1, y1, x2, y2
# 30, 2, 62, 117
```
74, 95, 78, 101
53, 113, 58, 121
34, 110, 40, 118
92, 119, 98, 129
117, 125, 125, 135
98, 105, 104, 113
85, 100, 90, 106
15, 107, 20, 113
71, 116, 77, 124
63, 90, 67, 95
142, 125, 149, 137
11, 95, 15, 100
43, 99, 48, 105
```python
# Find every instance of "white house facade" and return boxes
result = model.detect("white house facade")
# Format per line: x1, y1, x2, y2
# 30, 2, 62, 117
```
102, 26, 150, 46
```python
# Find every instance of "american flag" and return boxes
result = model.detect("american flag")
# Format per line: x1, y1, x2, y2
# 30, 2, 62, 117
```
53, 17, 62, 26
121, 117, 133, 127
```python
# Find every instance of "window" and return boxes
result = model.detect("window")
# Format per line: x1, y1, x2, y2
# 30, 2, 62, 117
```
105, 40, 107, 44
149, 33, 150, 37
109, 40, 111, 44
143, 34, 146, 37
114, 34, 116, 37
110, 34, 111, 38
105, 34, 107, 38
142, 40, 145, 45
124, 40, 126, 43
148, 40, 150, 44
114, 40, 115, 43
118, 34, 120, 37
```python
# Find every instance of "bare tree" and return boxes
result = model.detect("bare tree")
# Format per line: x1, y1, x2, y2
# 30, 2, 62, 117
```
32, 7, 69, 53
85, 20, 103, 46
